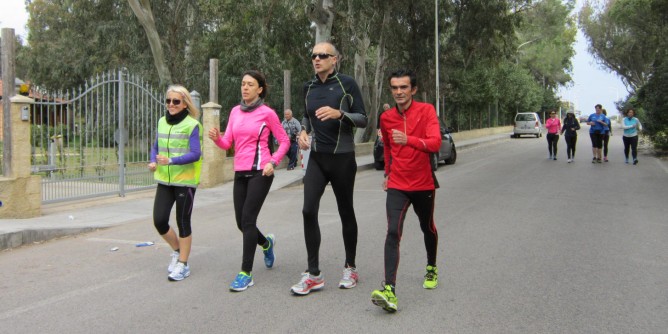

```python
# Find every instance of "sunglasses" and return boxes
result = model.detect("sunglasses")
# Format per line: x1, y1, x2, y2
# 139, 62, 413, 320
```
165, 98, 182, 106
311, 53, 334, 60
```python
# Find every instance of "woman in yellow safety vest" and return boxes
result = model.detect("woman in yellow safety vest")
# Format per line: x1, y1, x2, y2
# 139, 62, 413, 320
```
148, 85, 202, 282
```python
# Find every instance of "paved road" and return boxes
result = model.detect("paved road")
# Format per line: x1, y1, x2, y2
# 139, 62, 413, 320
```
1, 129, 667, 333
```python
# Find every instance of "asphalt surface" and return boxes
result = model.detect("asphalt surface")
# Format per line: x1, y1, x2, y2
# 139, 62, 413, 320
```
2, 127, 667, 333
0, 133, 506, 251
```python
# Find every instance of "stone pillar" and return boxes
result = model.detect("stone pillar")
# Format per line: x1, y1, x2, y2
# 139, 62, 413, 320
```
209, 59, 219, 104
0, 95, 42, 218
198, 102, 226, 188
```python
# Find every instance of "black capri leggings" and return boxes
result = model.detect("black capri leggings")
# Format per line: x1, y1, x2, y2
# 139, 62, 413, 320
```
153, 184, 196, 238
590, 132, 603, 149
302, 151, 358, 274
233, 170, 273, 273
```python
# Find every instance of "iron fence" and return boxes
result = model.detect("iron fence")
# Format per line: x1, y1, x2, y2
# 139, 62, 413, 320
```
30, 70, 164, 203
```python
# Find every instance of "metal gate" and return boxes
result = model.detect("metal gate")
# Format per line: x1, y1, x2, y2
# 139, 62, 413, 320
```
30, 70, 164, 203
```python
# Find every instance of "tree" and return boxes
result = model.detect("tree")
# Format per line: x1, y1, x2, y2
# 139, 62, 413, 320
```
579, 0, 657, 91
580, 0, 668, 149
307, 0, 334, 43
127, 0, 172, 86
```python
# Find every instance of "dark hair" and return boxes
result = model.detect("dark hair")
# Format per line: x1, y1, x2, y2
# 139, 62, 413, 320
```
595, 104, 602, 109
388, 69, 417, 88
242, 70, 268, 99
626, 108, 635, 116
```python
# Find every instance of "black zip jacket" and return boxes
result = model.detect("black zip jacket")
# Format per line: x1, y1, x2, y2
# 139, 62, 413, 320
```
302, 71, 367, 154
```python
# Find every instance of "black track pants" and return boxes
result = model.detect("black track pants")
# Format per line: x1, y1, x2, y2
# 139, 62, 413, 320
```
565, 135, 577, 159
623, 136, 638, 160
233, 170, 273, 273
547, 133, 559, 156
302, 151, 358, 274
384, 189, 438, 286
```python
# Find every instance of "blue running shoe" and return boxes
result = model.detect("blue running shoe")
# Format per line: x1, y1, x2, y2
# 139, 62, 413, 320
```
230, 272, 254, 292
263, 234, 276, 269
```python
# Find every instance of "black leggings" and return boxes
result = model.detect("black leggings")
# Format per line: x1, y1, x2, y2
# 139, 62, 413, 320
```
564, 135, 577, 159
602, 133, 610, 157
153, 184, 196, 238
623, 136, 638, 160
233, 170, 273, 273
302, 151, 358, 274
547, 133, 559, 156
384, 189, 438, 286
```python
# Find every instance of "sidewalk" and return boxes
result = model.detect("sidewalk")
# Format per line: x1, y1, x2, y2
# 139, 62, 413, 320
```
0, 133, 509, 250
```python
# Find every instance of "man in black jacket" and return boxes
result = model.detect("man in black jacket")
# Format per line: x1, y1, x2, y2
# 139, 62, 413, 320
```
290, 42, 368, 295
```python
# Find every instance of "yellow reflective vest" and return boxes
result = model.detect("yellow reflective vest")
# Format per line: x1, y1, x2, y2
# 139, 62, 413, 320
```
154, 115, 202, 187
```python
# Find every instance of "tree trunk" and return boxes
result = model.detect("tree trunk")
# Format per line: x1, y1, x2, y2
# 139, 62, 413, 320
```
128, 0, 173, 87
366, 8, 391, 142
306, 0, 334, 43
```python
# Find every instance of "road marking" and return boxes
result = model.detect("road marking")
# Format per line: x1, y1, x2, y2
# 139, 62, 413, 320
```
655, 158, 668, 174
0, 274, 138, 320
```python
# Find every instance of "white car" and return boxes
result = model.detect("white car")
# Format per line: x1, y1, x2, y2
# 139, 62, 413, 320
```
512, 112, 543, 138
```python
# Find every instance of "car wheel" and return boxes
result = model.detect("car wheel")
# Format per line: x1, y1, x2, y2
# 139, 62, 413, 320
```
445, 146, 457, 165
535, 133, 540, 138
431, 153, 439, 171
374, 160, 384, 170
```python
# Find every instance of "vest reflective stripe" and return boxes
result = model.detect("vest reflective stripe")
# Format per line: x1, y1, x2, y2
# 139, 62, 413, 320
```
154, 116, 202, 187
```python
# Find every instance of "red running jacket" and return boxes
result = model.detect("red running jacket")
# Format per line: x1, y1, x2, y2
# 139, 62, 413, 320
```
380, 101, 441, 191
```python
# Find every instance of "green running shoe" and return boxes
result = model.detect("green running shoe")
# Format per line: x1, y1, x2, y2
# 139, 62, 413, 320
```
371, 284, 398, 313
423, 265, 438, 289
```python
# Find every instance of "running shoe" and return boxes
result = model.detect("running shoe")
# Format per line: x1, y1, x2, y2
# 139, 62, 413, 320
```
371, 284, 398, 313
592, 157, 596, 163
604, 157, 609, 162
230, 272, 254, 292
290, 272, 324, 295
597, 158, 602, 163
633, 159, 638, 165
339, 266, 359, 289
263, 234, 276, 269
423, 265, 438, 289
168, 251, 179, 273
625, 158, 629, 164
553, 156, 557, 161
567, 159, 572, 163
168, 262, 190, 282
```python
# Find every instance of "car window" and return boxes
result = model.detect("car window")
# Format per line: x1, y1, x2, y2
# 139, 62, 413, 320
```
516, 114, 535, 122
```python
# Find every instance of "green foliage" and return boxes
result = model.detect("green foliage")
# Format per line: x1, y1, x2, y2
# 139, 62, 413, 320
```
638, 56, 668, 150
19, 0, 578, 138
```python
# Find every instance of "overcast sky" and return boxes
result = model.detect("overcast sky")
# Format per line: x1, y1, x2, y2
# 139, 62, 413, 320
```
1, 0, 627, 115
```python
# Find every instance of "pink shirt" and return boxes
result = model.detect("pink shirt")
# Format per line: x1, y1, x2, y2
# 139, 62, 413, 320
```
213, 104, 289, 171
545, 117, 561, 134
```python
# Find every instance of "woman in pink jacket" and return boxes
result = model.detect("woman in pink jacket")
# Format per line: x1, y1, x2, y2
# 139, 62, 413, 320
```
545, 110, 561, 160
208, 70, 289, 292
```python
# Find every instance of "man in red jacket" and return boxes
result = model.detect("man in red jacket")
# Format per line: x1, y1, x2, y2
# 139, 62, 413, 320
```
371, 69, 442, 313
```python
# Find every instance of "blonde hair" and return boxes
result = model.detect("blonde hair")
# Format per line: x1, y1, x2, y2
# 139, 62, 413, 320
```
166, 85, 200, 119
